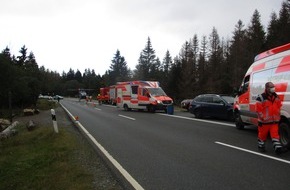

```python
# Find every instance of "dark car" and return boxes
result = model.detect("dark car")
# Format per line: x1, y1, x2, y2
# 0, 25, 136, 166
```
189, 94, 234, 121
181, 99, 193, 111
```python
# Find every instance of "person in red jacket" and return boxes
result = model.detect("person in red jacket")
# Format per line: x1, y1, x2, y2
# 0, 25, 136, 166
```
256, 82, 283, 154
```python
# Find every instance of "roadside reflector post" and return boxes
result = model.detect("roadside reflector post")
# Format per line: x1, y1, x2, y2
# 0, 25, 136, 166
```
51, 109, 59, 133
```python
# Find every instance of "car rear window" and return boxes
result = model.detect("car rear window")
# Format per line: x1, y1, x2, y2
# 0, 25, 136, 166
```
221, 96, 234, 104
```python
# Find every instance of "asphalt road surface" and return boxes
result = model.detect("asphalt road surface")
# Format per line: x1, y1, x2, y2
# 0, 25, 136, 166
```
61, 98, 290, 190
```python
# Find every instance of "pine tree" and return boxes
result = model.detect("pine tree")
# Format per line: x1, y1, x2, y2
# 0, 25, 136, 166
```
276, 0, 290, 46
161, 50, 173, 92
266, 12, 279, 48
167, 57, 182, 101
75, 70, 82, 83
67, 68, 75, 81
0, 47, 15, 107
197, 35, 208, 93
108, 49, 130, 84
208, 27, 224, 93
178, 35, 199, 99
134, 37, 157, 80
229, 20, 248, 89
245, 9, 266, 68
17, 45, 28, 66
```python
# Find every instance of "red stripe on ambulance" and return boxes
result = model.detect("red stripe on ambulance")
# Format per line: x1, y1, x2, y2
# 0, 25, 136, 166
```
275, 55, 290, 74
252, 62, 266, 72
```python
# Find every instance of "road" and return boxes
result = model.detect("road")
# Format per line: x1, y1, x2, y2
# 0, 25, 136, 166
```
61, 98, 290, 190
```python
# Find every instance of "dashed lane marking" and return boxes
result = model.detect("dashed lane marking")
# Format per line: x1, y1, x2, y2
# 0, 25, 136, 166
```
118, 114, 136, 121
158, 113, 235, 127
215, 141, 290, 164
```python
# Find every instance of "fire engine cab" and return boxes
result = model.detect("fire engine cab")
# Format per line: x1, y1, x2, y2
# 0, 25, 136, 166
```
234, 43, 290, 148
116, 81, 173, 113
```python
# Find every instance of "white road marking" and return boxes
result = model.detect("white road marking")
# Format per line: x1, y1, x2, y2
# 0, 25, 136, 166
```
61, 104, 144, 190
118, 114, 136, 121
215, 141, 290, 164
158, 113, 235, 127
95, 108, 102, 111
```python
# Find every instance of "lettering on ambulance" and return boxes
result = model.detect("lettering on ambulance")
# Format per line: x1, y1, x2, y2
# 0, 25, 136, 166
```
271, 55, 290, 102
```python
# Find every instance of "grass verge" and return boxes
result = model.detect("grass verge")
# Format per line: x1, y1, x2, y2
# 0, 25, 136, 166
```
36, 99, 58, 110
0, 125, 94, 190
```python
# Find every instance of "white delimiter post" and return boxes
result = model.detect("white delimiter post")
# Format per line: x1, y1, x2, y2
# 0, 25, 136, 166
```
51, 109, 59, 133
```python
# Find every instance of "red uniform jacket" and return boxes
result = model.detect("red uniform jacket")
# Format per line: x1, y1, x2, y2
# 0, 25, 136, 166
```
255, 92, 281, 124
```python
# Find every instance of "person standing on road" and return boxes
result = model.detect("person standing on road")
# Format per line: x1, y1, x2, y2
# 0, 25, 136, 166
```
256, 82, 283, 154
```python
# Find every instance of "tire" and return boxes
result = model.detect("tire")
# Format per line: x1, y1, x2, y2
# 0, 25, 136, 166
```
227, 111, 234, 122
147, 105, 155, 113
194, 109, 203, 119
279, 121, 290, 148
234, 111, 245, 130
124, 104, 131, 111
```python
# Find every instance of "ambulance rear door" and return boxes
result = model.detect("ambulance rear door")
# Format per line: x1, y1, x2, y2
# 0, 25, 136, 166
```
116, 87, 123, 108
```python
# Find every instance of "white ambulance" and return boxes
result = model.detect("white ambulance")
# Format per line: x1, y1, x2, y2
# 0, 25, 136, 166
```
234, 43, 290, 148
116, 81, 173, 112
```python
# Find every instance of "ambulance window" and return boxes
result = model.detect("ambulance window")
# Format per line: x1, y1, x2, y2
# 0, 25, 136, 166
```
239, 75, 250, 95
131, 86, 138, 94
252, 69, 273, 96
142, 89, 149, 97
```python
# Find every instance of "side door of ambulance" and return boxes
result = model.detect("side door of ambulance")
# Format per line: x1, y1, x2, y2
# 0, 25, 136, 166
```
138, 87, 150, 106
116, 87, 123, 108
130, 85, 139, 108
237, 75, 251, 123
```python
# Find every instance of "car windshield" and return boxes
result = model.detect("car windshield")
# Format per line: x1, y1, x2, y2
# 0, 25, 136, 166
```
148, 88, 167, 96
221, 96, 234, 104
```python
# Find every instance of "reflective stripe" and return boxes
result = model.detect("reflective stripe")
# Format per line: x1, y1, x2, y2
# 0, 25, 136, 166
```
258, 139, 265, 148
272, 139, 282, 150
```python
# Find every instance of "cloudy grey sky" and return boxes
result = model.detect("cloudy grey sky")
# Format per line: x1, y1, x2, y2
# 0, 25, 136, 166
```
0, 0, 285, 75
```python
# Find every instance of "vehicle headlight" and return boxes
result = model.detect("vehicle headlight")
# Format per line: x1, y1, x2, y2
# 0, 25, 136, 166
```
157, 100, 162, 104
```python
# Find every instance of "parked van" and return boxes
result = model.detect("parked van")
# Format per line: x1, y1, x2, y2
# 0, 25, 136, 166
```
234, 43, 290, 148
116, 81, 173, 112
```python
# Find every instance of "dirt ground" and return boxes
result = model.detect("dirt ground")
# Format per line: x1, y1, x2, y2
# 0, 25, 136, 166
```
14, 106, 124, 190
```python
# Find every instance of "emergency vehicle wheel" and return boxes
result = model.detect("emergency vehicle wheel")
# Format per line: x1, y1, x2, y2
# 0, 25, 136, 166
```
147, 105, 155, 113
234, 112, 244, 130
124, 104, 131, 111
279, 121, 290, 148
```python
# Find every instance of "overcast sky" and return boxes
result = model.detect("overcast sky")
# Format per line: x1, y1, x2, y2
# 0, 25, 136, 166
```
0, 0, 285, 75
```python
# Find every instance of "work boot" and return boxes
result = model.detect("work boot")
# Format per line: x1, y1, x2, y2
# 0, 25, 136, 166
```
272, 138, 283, 155
258, 139, 266, 152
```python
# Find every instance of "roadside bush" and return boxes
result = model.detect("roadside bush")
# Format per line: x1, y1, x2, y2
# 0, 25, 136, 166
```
36, 99, 58, 110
